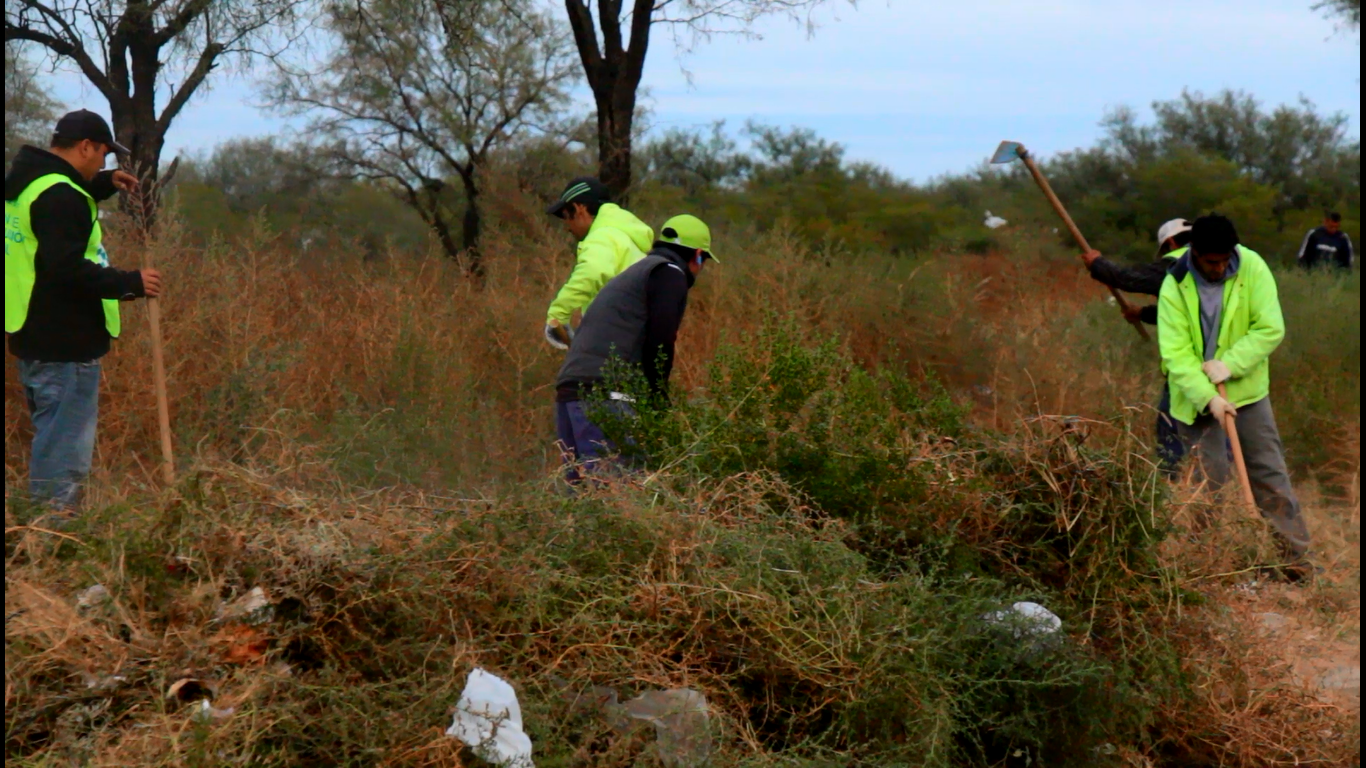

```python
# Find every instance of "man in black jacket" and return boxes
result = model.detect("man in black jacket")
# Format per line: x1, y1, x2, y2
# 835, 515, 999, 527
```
1081, 218, 1192, 473
1297, 211, 1354, 270
5, 110, 163, 513
554, 214, 715, 481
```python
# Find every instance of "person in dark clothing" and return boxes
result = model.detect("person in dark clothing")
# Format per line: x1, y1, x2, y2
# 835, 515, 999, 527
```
1081, 218, 1192, 474
1083, 218, 1193, 324
1297, 211, 1354, 270
5, 110, 163, 514
554, 214, 716, 481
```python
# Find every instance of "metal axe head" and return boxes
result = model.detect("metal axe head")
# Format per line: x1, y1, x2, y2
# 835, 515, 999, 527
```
991, 141, 1027, 164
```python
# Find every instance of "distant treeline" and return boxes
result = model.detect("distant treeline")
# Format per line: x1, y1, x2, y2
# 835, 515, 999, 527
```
11, 82, 1349, 268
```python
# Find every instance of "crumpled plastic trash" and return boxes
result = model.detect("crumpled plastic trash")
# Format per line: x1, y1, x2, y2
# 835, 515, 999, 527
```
81, 672, 128, 693
550, 674, 619, 715
215, 586, 273, 625
76, 584, 110, 613
194, 698, 236, 723
984, 210, 1008, 229
615, 689, 712, 768
549, 676, 712, 766
446, 668, 534, 767
983, 601, 1062, 639
981, 602, 1064, 658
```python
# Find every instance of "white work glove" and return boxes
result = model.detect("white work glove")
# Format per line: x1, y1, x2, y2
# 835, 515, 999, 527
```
1206, 395, 1237, 423
1201, 359, 1231, 385
544, 321, 573, 351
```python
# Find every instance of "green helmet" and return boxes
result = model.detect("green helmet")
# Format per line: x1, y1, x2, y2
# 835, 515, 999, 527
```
659, 214, 717, 262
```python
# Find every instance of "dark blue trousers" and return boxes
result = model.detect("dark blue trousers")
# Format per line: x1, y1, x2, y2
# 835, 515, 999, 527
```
555, 400, 633, 483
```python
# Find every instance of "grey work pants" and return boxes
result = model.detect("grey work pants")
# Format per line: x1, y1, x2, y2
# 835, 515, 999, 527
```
1178, 396, 1310, 558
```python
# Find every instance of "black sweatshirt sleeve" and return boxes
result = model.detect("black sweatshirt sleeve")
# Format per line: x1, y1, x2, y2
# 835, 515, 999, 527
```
87, 170, 120, 202
1087, 256, 1170, 296
641, 262, 690, 401
29, 185, 144, 301
1139, 304, 1158, 325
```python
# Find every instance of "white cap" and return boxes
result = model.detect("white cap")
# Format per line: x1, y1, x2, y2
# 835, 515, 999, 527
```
1156, 218, 1192, 246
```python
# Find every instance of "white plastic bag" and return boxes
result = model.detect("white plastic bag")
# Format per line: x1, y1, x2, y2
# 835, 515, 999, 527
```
214, 586, 273, 625
981, 601, 1063, 661
983, 601, 1062, 638
618, 689, 712, 767
446, 668, 534, 767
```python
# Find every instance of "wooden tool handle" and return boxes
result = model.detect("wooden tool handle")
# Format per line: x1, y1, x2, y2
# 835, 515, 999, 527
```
147, 296, 175, 486
131, 177, 176, 487
1019, 153, 1150, 341
1217, 383, 1257, 511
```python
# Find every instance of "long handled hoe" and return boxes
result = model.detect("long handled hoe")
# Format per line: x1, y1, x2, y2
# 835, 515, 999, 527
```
991, 140, 1149, 341
128, 177, 175, 486
1217, 383, 1258, 511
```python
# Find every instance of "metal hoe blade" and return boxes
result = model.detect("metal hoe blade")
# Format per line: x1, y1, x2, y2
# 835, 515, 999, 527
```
990, 140, 1026, 164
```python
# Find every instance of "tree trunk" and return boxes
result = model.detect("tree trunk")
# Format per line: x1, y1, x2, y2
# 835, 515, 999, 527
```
110, 31, 168, 231
596, 88, 636, 204
563, 0, 652, 204
460, 173, 484, 281
428, 207, 464, 264
112, 106, 166, 231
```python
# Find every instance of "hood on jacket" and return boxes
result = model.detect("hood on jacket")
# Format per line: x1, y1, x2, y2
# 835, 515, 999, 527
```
587, 203, 654, 253
1169, 245, 1244, 284
5, 145, 88, 201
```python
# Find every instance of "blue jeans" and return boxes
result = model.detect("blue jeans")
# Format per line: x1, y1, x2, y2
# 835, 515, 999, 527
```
555, 400, 635, 483
19, 359, 102, 509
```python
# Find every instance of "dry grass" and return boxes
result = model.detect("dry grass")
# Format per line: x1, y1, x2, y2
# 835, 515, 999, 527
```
4, 201, 1361, 766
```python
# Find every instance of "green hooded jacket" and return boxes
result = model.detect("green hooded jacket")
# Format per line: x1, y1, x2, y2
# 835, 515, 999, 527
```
546, 203, 654, 325
1157, 246, 1284, 425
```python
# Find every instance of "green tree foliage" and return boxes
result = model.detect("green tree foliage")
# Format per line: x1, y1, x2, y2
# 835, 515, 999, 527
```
638, 121, 751, 195
1047, 90, 1359, 261
145, 87, 1357, 269
1316, 0, 1361, 33
639, 121, 963, 255
638, 91, 1360, 264
562, 0, 844, 201
170, 137, 430, 256
269, 0, 577, 277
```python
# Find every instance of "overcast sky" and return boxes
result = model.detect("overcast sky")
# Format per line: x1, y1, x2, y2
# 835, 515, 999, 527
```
39, 0, 1361, 181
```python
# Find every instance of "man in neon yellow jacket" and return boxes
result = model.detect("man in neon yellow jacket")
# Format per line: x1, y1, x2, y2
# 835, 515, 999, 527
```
6, 110, 162, 515
543, 177, 653, 349
1157, 214, 1312, 579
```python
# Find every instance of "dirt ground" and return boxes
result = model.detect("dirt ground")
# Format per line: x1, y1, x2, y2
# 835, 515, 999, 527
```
1243, 492, 1361, 716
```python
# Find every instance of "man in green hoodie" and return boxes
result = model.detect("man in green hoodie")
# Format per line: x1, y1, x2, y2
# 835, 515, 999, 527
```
543, 177, 654, 349
1157, 214, 1312, 580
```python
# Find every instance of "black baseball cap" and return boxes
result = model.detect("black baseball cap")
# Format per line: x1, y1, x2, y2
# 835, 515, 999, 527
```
546, 176, 608, 217
52, 110, 130, 155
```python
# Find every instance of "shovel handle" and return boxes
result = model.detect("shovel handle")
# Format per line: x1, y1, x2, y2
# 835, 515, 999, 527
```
1217, 383, 1257, 511
1018, 153, 1150, 341
147, 296, 174, 486
128, 175, 175, 487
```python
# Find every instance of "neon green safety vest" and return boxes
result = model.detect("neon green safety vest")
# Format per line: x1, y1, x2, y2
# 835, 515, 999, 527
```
5, 173, 120, 337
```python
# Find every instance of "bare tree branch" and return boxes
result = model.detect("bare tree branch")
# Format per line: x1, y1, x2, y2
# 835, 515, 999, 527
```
157, 41, 224, 133
269, 0, 577, 276
4, 0, 308, 221
561, 0, 846, 198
